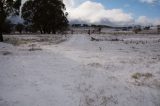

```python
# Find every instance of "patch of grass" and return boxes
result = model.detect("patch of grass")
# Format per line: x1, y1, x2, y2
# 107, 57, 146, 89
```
110, 38, 121, 41
4, 38, 29, 46
88, 62, 102, 68
55, 39, 67, 44
29, 48, 42, 51
0, 51, 12, 55
132, 73, 141, 79
2, 51, 12, 55
132, 72, 153, 79
28, 44, 42, 51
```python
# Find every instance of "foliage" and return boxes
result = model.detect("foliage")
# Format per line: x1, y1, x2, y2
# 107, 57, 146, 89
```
22, 0, 69, 34
0, 0, 21, 41
133, 28, 141, 34
1, 19, 14, 34
16, 23, 24, 33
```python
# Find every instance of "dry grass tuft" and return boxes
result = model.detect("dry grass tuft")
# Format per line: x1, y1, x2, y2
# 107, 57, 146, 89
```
0, 51, 12, 55
4, 38, 29, 46
132, 72, 153, 79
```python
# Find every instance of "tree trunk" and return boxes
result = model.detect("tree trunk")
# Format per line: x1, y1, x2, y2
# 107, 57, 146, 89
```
0, 32, 3, 42
52, 29, 56, 34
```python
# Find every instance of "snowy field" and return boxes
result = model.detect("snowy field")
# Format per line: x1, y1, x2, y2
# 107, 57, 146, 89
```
0, 34, 160, 106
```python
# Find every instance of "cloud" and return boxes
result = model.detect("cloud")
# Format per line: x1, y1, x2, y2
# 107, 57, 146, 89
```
64, 0, 85, 7
136, 16, 152, 25
65, 1, 134, 25
140, 0, 160, 4
63, 0, 75, 7
136, 16, 160, 25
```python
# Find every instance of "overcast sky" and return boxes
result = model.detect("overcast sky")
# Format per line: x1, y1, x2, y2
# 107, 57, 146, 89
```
22, 0, 160, 26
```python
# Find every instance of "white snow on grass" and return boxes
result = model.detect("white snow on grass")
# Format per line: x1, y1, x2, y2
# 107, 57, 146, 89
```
0, 34, 160, 106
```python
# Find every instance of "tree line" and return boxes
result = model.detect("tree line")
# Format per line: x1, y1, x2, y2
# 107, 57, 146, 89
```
0, 0, 69, 42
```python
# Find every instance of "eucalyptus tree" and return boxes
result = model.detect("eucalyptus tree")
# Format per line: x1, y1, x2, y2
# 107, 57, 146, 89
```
22, 0, 68, 34
0, 0, 21, 42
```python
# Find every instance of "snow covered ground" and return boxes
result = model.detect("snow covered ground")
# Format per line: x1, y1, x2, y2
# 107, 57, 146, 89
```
0, 34, 160, 106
